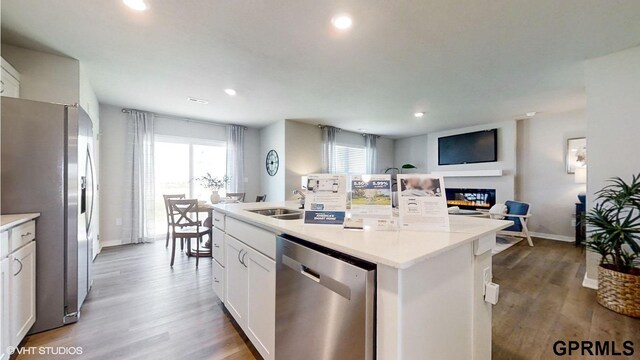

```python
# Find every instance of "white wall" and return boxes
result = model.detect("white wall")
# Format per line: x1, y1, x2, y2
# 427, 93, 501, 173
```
394, 134, 428, 172
427, 120, 517, 204
516, 110, 586, 239
1, 44, 79, 105
583, 45, 640, 287
284, 121, 323, 200
98, 104, 128, 246
259, 120, 287, 201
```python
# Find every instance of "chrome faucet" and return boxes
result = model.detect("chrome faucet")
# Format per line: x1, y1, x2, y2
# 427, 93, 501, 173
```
293, 189, 306, 209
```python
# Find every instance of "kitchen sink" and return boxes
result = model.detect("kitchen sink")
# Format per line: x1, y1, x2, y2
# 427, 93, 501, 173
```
271, 213, 303, 220
248, 208, 301, 216
247, 208, 303, 220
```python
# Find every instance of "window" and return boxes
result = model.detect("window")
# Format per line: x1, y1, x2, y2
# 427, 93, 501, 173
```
153, 136, 226, 234
335, 144, 366, 174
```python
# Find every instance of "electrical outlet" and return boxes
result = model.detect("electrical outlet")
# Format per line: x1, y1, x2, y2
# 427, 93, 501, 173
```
116, 218, 122, 226
483, 267, 492, 284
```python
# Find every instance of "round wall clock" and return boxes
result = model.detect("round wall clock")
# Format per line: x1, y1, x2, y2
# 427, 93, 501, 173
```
266, 149, 279, 176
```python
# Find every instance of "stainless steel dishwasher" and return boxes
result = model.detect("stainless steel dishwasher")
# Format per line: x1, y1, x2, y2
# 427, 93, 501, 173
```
275, 235, 376, 360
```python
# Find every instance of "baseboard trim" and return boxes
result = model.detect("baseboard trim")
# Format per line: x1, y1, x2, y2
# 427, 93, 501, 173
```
101, 239, 122, 248
582, 273, 598, 290
530, 232, 574, 242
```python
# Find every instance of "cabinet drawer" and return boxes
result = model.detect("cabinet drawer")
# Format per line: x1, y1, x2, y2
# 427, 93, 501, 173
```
9, 221, 35, 253
213, 211, 225, 231
225, 217, 276, 259
212, 228, 225, 266
212, 259, 225, 302
0, 231, 8, 259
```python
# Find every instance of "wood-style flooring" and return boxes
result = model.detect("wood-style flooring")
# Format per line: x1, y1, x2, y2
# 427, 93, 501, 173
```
493, 238, 640, 360
17, 238, 639, 359
18, 241, 259, 360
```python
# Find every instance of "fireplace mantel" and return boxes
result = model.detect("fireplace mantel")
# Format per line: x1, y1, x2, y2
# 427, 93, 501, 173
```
432, 169, 503, 177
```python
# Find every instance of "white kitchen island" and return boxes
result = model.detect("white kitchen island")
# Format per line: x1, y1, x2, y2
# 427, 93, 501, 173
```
212, 201, 511, 360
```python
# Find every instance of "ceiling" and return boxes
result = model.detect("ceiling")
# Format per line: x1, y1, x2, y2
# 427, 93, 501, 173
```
2, 1, 640, 137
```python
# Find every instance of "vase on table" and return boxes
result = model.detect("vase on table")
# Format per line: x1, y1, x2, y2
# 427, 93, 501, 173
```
210, 190, 221, 204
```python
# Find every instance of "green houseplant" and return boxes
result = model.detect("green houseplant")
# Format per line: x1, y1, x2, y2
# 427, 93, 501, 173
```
196, 173, 229, 204
586, 174, 640, 317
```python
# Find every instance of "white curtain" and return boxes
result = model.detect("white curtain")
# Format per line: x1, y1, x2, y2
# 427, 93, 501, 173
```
226, 125, 245, 192
322, 126, 338, 173
122, 110, 155, 244
364, 134, 377, 174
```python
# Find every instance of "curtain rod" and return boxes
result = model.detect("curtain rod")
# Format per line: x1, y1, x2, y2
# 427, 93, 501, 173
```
122, 108, 248, 130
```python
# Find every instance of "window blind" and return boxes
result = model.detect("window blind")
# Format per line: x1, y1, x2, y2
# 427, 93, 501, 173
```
335, 144, 366, 174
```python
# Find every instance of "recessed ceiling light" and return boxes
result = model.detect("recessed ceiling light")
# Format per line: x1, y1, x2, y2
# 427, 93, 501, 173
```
414, 112, 425, 118
224, 89, 237, 96
526, 111, 537, 117
123, 0, 148, 11
187, 97, 209, 104
331, 14, 353, 30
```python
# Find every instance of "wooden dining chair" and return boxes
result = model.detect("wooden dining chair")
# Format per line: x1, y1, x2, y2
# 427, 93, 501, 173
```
168, 199, 210, 268
256, 194, 267, 202
226, 192, 246, 202
163, 194, 185, 248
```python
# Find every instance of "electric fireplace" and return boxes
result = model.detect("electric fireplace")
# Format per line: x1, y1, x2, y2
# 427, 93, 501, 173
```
445, 188, 496, 210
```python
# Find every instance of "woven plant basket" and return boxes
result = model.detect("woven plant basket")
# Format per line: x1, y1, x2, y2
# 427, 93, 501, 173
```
597, 265, 640, 318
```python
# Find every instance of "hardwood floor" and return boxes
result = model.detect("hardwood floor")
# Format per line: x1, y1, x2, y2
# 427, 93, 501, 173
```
492, 238, 640, 360
18, 241, 259, 360
17, 238, 638, 359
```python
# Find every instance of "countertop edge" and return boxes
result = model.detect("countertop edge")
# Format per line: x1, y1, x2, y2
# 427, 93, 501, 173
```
0, 213, 41, 232
213, 203, 511, 269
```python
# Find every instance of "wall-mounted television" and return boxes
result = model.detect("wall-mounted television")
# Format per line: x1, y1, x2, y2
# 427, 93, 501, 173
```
438, 129, 498, 165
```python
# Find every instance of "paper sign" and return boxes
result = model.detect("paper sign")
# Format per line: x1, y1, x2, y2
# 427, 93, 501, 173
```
304, 174, 347, 225
397, 174, 450, 231
350, 174, 393, 219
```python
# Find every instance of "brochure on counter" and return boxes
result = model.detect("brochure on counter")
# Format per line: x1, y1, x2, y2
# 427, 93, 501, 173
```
348, 174, 396, 230
303, 174, 347, 225
397, 174, 450, 231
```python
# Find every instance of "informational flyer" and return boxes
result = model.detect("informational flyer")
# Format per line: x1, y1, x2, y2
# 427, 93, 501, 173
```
304, 174, 347, 225
397, 174, 450, 231
350, 175, 393, 219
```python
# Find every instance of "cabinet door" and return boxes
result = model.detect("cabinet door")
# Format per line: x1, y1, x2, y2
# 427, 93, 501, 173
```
8, 242, 36, 348
246, 246, 276, 360
224, 235, 248, 328
212, 259, 225, 303
0, 259, 8, 360
0, 68, 19, 98
212, 228, 225, 266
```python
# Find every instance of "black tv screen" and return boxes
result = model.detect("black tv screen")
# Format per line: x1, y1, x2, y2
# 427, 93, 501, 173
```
438, 129, 498, 165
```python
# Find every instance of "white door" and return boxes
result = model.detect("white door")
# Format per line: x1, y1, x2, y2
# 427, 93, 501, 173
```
245, 246, 276, 360
8, 242, 36, 347
0, 259, 8, 360
224, 235, 248, 327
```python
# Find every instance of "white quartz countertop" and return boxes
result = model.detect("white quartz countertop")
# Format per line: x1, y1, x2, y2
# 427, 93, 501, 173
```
213, 202, 512, 269
0, 213, 40, 232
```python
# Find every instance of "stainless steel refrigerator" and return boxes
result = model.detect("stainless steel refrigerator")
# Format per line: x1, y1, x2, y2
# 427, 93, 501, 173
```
1, 97, 96, 334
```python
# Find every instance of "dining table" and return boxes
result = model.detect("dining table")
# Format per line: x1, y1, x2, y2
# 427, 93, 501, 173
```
189, 199, 240, 257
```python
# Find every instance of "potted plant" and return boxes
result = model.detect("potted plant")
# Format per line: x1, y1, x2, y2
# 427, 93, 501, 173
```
196, 173, 229, 204
586, 174, 640, 318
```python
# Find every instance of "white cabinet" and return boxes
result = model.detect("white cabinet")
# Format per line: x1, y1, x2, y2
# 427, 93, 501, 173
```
8, 241, 36, 346
211, 211, 226, 303
245, 245, 275, 360
224, 235, 248, 326
1, 57, 20, 98
224, 230, 276, 360
0, 217, 37, 353
0, 259, 8, 360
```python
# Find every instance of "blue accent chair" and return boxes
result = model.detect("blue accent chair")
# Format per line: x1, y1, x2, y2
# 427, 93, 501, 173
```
492, 200, 533, 246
